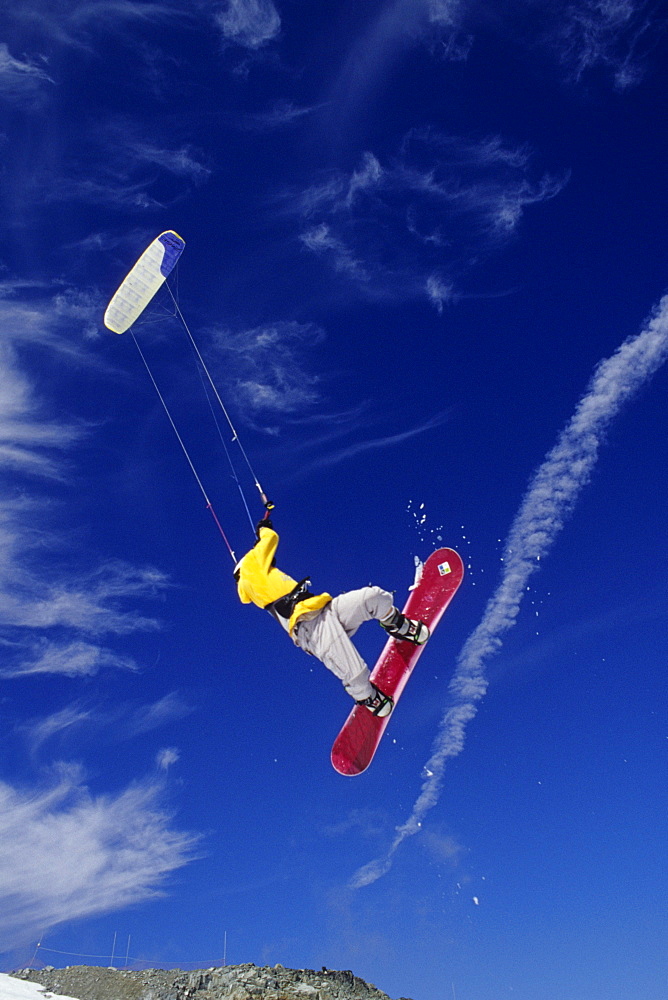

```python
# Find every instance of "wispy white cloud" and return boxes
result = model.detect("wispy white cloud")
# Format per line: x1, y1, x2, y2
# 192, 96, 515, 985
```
128, 692, 193, 736
397, 129, 566, 238
42, 177, 163, 211
210, 320, 325, 421
0, 768, 199, 951
0, 0, 203, 108
331, 0, 470, 125
156, 747, 180, 771
1, 639, 138, 679
113, 133, 211, 183
241, 98, 323, 131
299, 224, 369, 282
59, 228, 147, 259
0, 43, 53, 107
0, 558, 166, 634
332, 0, 665, 115
555, 0, 664, 90
70, 0, 191, 32
0, 337, 83, 480
305, 412, 452, 471
295, 132, 567, 305
19, 694, 192, 758
0, 522, 166, 675
350, 292, 668, 888
345, 151, 384, 208
5, 0, 193, 53
427, 0, 466, 29
489, 0, 668, 92
0, 0, 279, 96
440, 0, 665, 92
322, 809, 387, 842
20, 704, 92, 756
421, 827, 466, 864
0, 290, 106, 364
207, 322, 448, 466
426, 274, 457, 313
215, 0, 281, 50
34, 121, 211, 211
0, 289, 169, 677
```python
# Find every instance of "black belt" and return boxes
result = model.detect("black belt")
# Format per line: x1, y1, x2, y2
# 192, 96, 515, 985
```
266, 578, 314, 621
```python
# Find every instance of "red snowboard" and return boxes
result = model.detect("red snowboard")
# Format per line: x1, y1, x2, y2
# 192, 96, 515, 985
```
331, 547, 464, 776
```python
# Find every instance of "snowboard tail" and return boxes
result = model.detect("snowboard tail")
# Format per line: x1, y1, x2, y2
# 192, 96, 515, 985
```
331, 548, 464, 776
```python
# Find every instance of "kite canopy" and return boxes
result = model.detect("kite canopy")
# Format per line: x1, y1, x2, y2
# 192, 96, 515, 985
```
103, 230, 185, 334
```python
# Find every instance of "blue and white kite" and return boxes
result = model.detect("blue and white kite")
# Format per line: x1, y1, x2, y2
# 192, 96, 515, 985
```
103, 231, 185, 334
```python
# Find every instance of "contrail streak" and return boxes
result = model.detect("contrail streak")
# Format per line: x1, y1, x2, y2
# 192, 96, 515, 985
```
351, 293, 668, 888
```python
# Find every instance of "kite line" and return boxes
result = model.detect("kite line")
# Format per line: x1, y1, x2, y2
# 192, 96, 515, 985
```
129, 332, 237, 561
103, 231, 269, 558
165, 284, 269, 508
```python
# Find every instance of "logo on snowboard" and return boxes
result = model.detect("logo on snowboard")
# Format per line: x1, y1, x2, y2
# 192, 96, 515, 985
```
438, 561, 452, 576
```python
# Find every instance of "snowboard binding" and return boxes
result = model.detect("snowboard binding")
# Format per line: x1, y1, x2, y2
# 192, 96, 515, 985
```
357, 684, 394, 718
380, 608, 430, 645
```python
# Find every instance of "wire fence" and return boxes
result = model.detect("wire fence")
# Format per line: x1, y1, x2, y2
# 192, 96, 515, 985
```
16, 938, 230, 973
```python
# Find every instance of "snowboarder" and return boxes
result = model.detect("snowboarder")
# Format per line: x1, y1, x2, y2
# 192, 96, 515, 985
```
234, 510, 429, 717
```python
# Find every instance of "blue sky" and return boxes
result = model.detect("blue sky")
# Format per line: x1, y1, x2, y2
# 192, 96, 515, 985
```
1, 2, 667, 999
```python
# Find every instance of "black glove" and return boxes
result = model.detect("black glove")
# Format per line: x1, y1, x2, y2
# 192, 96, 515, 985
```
256, 517, 273, 537
255, 499, 275, 538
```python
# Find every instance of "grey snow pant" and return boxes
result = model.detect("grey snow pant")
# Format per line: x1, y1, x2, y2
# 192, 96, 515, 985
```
293, 586, 394, 702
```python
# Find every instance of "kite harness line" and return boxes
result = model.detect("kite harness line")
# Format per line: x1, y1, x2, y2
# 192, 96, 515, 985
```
165, 284, 270, 509
130, 331, 238, 561
103, 231, 271, 563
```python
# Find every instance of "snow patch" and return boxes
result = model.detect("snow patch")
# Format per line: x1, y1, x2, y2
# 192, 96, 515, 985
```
0, 974, 80, 1000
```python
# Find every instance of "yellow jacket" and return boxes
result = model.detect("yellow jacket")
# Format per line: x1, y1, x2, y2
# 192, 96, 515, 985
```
236, 525, 331, 634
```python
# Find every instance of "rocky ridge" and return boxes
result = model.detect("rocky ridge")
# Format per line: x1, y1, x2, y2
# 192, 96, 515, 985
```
11, 964, 414, 1000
